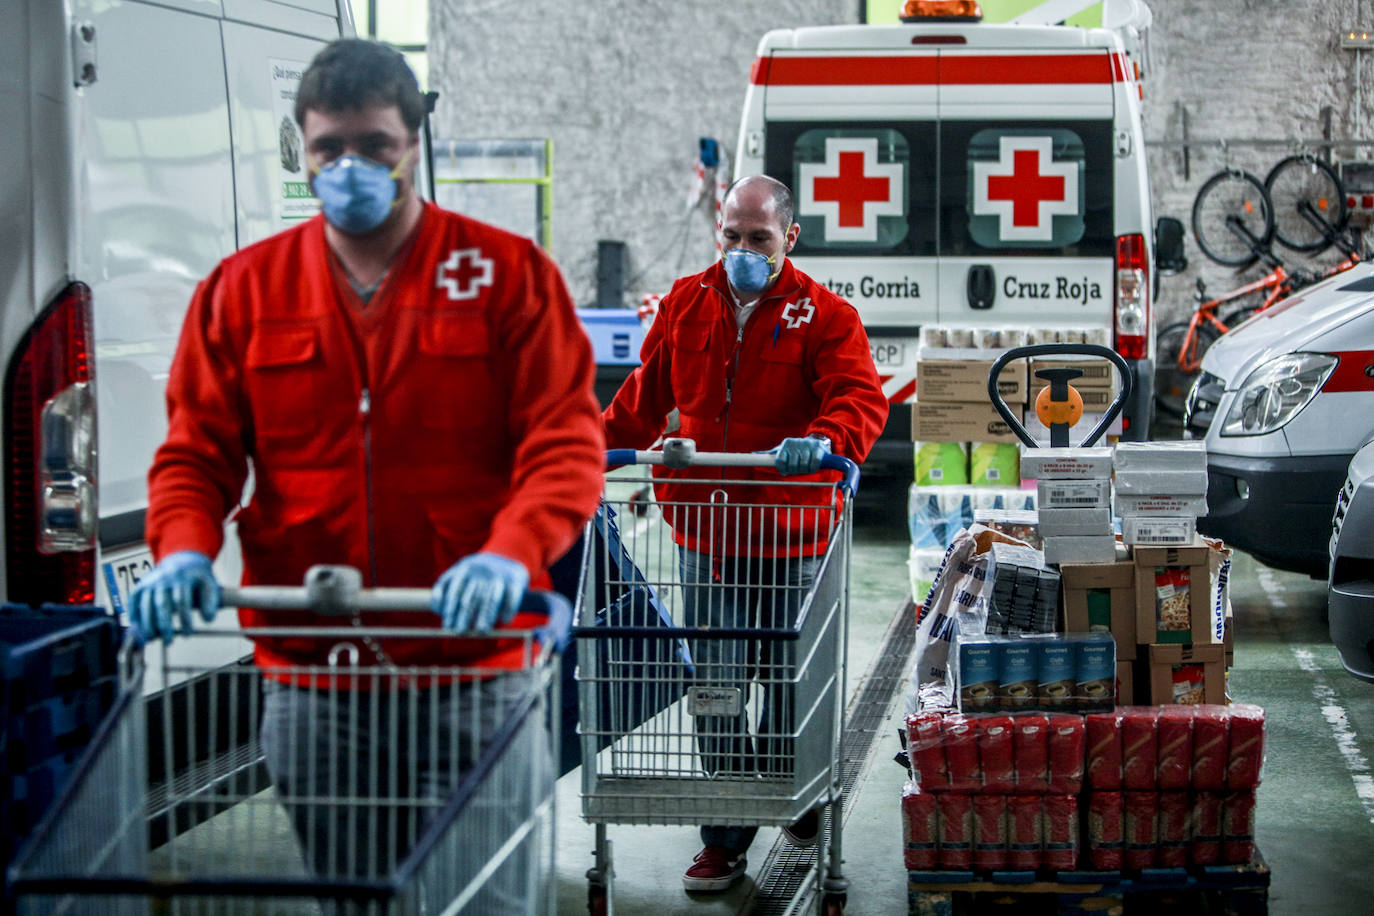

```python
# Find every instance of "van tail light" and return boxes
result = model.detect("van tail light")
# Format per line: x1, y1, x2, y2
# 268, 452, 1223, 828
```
4, 282, 97, 605
1114, 233, 1149, 361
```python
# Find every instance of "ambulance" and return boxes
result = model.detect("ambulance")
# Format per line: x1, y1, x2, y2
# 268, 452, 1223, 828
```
733, 0, 1170, 478
1186, 262, 1374, 578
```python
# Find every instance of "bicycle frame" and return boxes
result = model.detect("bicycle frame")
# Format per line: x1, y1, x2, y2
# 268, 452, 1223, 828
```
1174, 265, 1291, 374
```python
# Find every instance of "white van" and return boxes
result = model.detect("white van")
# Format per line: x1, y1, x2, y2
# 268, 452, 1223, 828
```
1, 0, 363, 618
733, 4, 1172, 477
1187, 262, 1374, 577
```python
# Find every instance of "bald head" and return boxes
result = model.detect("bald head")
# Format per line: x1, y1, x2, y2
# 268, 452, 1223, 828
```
724, 175, 795, 233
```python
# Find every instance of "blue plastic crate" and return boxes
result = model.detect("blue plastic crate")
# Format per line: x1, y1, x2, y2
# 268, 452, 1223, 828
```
577, 308, 646, 366
3, 674, 116, 773
1, 604, 118, 712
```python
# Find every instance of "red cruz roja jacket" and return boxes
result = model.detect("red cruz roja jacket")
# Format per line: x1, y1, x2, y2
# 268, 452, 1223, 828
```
146, 203, 605, 682
603, 259, 887, 557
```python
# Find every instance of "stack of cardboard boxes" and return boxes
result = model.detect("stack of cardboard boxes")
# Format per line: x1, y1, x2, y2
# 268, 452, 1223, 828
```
1020, 447, 1118, 566
1023, 356, 1122, 446
1113, 442, 1209, 546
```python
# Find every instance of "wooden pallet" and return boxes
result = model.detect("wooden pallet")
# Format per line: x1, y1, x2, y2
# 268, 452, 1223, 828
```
908, 851, 1270, 915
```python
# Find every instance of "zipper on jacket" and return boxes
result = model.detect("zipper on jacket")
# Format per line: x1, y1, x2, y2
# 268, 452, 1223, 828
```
722, 321, 744, 450
360, 387, 379, 586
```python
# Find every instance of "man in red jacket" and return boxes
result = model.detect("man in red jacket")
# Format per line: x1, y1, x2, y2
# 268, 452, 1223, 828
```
604, 175, 888, 893
130, 40, 603, 890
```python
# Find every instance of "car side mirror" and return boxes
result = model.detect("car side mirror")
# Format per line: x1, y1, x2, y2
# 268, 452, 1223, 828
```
1155, 216, 1187, 276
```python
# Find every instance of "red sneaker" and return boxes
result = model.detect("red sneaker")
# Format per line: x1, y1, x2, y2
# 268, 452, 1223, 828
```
682, 845, 747, 892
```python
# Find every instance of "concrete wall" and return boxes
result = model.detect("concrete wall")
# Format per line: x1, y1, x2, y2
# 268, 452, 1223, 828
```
431, 0, 1374, 325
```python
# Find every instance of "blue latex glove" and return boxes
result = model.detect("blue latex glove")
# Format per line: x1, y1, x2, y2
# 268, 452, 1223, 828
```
129, 551, 219, 645
431, 552, 530, 633
768, 436, 831, 476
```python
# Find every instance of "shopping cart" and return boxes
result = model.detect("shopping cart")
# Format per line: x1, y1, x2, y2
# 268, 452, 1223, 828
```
7, 565, 569, 915
575, 437, 860, 915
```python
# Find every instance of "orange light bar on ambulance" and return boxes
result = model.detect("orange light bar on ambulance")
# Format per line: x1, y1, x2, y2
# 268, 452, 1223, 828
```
900, 1, 983, 23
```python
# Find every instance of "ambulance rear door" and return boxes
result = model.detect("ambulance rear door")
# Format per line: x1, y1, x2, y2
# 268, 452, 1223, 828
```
758, 35, 941, 411
934, 32, 1119, 329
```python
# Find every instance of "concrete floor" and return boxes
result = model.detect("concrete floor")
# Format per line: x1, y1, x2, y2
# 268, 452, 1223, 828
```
553, 488, 1374, 915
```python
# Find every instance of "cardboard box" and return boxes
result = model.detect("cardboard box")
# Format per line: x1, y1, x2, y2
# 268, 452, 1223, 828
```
1122, 516, 1197, 546
1134, 539, 1216, 645
1061, 559, 1137, 661
1038, 477, 1111, 509
1044, 535, 1118, 565
1039, 507, 1113, 537
1147, 643, 1226, 705
1030, 357, 1116, 388
911, 400, 1018, 443
1116, 660, 1135, 706
1115, 493, 1209, 518
1019, 446, 1114, 479
918, 358, 1029, 404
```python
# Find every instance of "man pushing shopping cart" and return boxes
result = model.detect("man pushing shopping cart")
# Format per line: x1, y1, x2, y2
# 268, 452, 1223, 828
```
600, 174, 888, 899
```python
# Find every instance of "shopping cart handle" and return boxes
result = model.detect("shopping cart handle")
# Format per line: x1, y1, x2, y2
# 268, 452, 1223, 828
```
525, 590, 573, 652
606, 440, 861, 496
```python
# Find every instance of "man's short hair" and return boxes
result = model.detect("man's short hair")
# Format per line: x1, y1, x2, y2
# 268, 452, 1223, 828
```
726, 175, 795, 232
295, 39, 426, 132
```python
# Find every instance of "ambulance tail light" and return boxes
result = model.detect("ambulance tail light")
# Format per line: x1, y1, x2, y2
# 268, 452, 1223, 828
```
4, 281, 97, 605
900, 1, 983, 22
1114, 233, 1149, 361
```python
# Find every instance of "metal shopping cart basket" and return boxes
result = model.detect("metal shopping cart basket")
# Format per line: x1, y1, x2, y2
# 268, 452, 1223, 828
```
575, 438, 860, 915
6, 565, 569, 915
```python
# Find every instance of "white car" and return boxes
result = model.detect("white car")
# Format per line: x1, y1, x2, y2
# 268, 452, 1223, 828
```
1186, 262, 1374, 577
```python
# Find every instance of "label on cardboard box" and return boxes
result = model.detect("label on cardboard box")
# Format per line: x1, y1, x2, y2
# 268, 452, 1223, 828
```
1038, 477, 1111, 509
1122, 517, 1196, 546
1148, 643, 1225, 705
1115, 493, 1209, 518
1031, 357, 1115, 388
911, 400, 1019, 444
1019, 446, 1114, 479
917, 358, 1029, 404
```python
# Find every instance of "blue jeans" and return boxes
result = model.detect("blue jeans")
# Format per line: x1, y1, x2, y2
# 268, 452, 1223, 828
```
679, 548, 818, 854
260, 671, 546, 909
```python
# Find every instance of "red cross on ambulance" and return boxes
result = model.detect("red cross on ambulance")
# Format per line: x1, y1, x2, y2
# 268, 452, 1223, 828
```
797, 137, 903, 243
436, 248, 494, 300
971, 136, 1079, 243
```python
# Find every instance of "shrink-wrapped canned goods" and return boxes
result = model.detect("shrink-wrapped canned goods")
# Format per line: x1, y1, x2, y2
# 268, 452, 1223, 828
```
1007, 795, 1043, 870
978, 715, 1017, 793
1013, 714, 1050, 793
902, 784, 939, 870
937, 793, 974, 869
1087, 791, 1124, 870
1042, 795, 1079, 871
972, 795, 1008, 871
1123, 791, 1158, 869
1121, 707, 1159, 790
1157, 791, 1191, 867
1191, 791, 1224, 865
1156, 706, 1195, 790
1086, 711, 1123, 789
1046, 713, 1086, 795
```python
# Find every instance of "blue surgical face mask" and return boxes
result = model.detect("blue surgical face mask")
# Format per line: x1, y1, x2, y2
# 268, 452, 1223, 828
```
312, 152, 409, 235
722, 247, 781, 294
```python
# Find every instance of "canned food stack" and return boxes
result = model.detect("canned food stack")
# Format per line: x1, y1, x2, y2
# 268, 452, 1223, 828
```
1021, 446, 1118, 566
1, 603, 120, 865
1113, 441, 1210, 546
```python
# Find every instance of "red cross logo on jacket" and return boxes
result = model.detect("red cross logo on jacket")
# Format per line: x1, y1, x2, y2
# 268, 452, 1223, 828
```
782, 297, 815, 329
971, 136, 1078, 242
436, 248, 494, 300
798, 137, 904, 243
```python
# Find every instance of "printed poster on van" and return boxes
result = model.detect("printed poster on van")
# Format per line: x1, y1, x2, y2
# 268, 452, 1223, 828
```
270, 58, 319, 222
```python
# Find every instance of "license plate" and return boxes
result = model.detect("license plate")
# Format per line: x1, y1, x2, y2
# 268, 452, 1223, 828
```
101, 546, 155, 621
869, 339, 911, 368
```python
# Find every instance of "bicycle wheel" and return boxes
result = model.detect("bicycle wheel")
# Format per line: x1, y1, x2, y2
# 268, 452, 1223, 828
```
1265, 154, 1348, 253
1155, 320, 1221, 417
1191, 169, 1275, 267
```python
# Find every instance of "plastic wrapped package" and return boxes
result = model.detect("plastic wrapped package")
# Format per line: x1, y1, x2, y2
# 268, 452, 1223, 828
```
908, 544, 948, 610
1157, 791, 1192, 867
1221, 789, 1258, 864
1123, 791, 1158, 869
944, 716, 981, 792
970, 442, 1020, 487
915, 441, 970, 486
1046, 713, 1085, 794
1007, 795, 1043, 870
977, 715, 1017, 793
1226, 704, 1267, 788
937, 793, 974, 869
1156, 706, 1195, 790
1085, 711, 1123, 790
1042, 795, 1079, 871
906, 712, 948, 791
1120, 707, 1159, 791
1087, 791, 1124, 869
1191, 704, 1230, 790
1191, 791, 1224, 865
902, 784, 939, 870
972, 795, 1008, 870
1013, 715, 1050, 793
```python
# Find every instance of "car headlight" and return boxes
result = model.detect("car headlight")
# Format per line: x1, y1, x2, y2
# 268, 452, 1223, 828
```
1220, 352, 1338, 436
